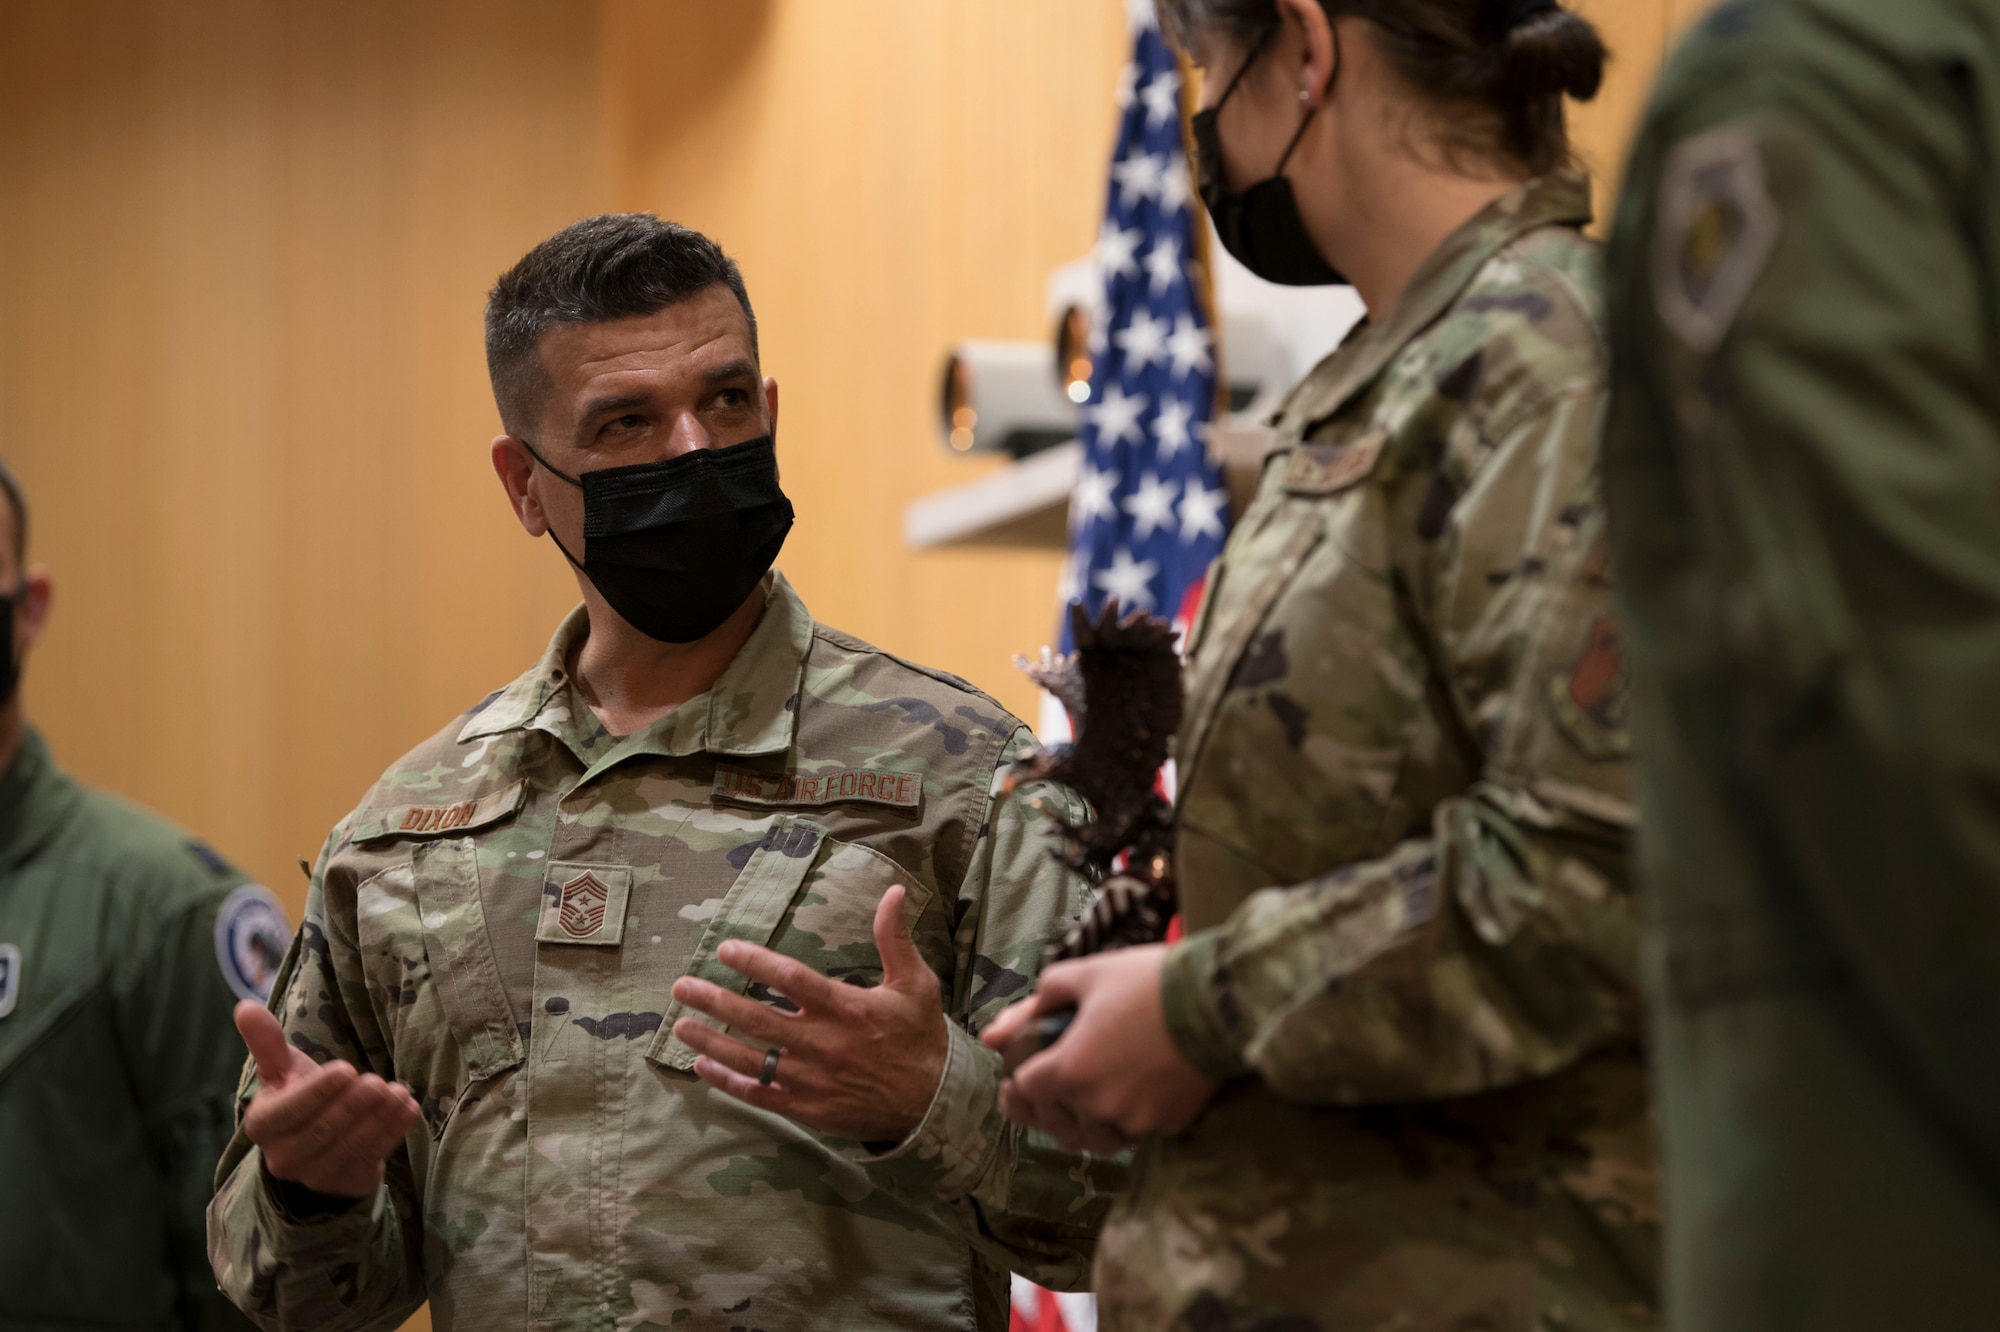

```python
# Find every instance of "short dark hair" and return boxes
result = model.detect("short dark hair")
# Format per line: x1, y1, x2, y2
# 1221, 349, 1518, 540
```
0, 457, 25, 568
1159, 0, 1606, 177
484, 214, 759, 436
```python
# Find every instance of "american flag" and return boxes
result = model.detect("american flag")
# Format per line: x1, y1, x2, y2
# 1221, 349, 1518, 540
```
1058, 0, 1228, 653
1012, 6, 1220, 1328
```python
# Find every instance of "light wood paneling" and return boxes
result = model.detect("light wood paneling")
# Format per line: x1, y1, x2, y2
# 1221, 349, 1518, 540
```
0, 0, 608, 926
602, 0, 1129, 725
1571, 0, 1722, 225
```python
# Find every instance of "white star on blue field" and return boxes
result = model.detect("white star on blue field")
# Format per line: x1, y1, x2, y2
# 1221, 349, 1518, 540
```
1062, 6, 1229, 644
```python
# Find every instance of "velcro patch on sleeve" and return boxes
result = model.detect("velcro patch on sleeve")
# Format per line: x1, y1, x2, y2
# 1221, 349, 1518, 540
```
1281, 429, 1386, 496
713, 765, 922, 811
1547, 615, 1632, 761
0, 943, 20, 1019
1653, 122, 1779, 356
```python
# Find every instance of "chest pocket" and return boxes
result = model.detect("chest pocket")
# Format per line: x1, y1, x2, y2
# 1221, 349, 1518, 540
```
1181, 430, 1391, 772
1178, 426, 1426, 900
350, 780, 529, 1134
648, 818, 937, 1072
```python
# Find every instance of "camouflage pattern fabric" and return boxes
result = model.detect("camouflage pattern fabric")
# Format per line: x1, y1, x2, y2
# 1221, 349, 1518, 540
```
207, 572, 1118, 1332
1100, 174, 1659, 1331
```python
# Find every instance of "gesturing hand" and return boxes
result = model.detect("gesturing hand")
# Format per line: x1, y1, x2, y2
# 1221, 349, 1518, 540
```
979, 944, 1221, 1154
671, 884, 949, 1145
235, 1001, 421, 1199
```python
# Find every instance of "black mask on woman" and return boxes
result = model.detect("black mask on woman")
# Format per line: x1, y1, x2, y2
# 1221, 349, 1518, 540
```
1191, 28, 1346, 287
520, 434, 795, 645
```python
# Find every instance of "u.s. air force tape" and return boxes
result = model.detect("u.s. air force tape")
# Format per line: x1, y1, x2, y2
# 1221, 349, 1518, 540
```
213, 884, 293, 1003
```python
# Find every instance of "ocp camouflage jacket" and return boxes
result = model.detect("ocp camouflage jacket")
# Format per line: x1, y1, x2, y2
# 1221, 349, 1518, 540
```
207, 574, 1116, 1332
1096, 174, 1660, 1331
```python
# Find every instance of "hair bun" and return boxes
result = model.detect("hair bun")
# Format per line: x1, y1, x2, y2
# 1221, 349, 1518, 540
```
1501, 8, 1607, 103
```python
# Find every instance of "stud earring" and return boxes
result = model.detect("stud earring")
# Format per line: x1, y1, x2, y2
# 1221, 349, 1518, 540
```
1299, 88, 1311, 102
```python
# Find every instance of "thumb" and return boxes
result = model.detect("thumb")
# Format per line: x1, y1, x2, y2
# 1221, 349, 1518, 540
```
979, 994, 1034, 1049
979, 959, 1085, 1050
235, 1001, 301, 1088
874, 885, 930, 990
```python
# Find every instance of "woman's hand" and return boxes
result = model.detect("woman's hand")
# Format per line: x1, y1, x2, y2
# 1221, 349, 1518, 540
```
980, 944, 1221, 1153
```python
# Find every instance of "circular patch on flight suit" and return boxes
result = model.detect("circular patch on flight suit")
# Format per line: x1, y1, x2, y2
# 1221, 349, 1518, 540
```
213, 884, 292, 1003
0, 943, 20, 1019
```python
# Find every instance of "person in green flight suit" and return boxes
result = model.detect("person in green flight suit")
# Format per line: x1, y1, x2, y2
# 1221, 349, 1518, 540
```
985, 1, 1658, 1329
1602, 0, 2000, 1325
0, 456, 290, 1331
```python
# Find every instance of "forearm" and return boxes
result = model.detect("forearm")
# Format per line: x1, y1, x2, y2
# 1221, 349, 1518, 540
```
855, 1021, 1123, 1289
874, 727, 1118, 1282
208, 1136, 424, 1332
1162, 782, 1638, 1104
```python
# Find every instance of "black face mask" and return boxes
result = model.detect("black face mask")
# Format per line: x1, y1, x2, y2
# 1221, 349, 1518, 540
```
0, 584, 17, 706
1192, 30, 1347, 287
520, 434, 795, 645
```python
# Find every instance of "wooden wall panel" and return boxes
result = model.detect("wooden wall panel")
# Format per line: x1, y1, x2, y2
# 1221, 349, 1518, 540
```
601, 0, 1129, 727
0, 0, 608, 922
1571, 0, 1721, 226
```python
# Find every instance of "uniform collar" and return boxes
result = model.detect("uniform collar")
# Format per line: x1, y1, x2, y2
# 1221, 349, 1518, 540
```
0, 726, 83, 874
459, 569, 812, 765
1274, 172, 1593, 437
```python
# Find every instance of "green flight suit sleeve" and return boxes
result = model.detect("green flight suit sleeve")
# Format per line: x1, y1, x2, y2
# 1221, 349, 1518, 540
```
1160, 382, 1643, 1103
854, 725, 1125, 1289
207, 833, 427, 1332
113, 870, 261, 1332
1607, 72, 2000, 1175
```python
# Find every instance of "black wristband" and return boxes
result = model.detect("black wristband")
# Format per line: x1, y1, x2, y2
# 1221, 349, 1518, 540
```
261, 1162, 366, 1222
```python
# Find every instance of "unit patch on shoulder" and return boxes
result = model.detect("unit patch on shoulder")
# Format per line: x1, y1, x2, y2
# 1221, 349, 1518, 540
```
214, 884, 292, 1003
713, 765, 922, 812
1548, 615, 1632, 761
1653, 122, 1780, 355
0, 944, 19, 1019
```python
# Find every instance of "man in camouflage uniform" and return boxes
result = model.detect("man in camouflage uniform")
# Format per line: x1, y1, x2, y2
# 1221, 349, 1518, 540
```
0, 458, 279, 1332
1606, 0, 2000, 1325
207, 216, 1114, 1331
989, 172, 1657, 1329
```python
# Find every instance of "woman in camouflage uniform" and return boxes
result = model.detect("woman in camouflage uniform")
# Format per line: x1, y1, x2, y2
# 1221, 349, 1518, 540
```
985, 2, 1658, 1328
